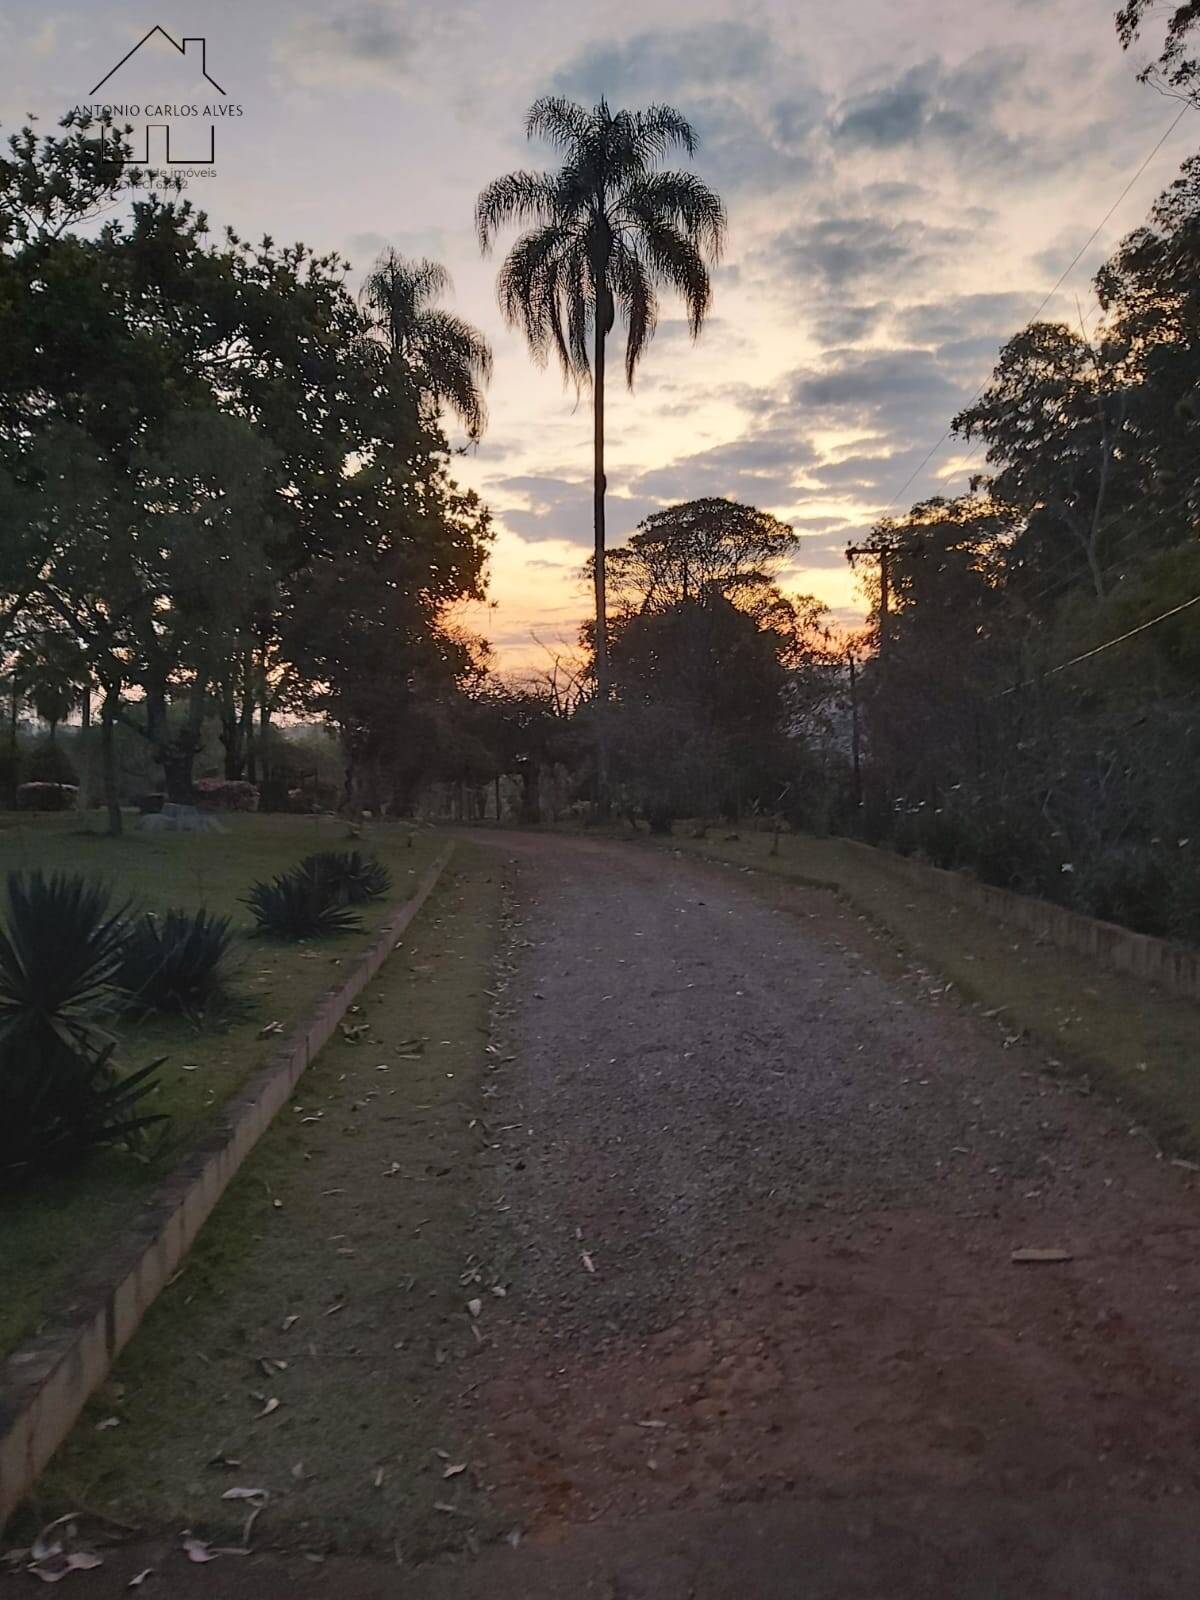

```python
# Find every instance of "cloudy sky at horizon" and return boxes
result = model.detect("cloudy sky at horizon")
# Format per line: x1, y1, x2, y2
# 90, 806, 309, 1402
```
4, 0, 1196, 670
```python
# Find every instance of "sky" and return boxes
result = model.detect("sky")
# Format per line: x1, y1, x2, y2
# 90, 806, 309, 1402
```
3, 0, 1196, 672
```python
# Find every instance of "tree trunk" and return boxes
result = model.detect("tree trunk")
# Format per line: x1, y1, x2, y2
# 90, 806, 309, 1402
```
219, 674, 244, 780
593, 283, 610, 812
241, 650, 257, 785
7, 682, 18, 808
77, 681, 94, 811
101, 686, 122, 836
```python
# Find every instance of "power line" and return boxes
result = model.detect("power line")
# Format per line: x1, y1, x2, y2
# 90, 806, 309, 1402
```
877, 100, 1193, 519
999, 591, 1200, 694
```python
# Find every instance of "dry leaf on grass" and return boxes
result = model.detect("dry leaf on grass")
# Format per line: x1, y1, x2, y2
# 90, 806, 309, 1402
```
442, 1462, 467, 1479
181, 1536, 216, 1564
28, 1551, 103, 1583
255, 1397, 281, 1419
257, 1021, 283, 1038
128, 1572, 154, 1590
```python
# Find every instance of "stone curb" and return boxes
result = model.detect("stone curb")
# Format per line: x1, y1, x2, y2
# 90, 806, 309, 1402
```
839, 839, 1200, 1004
0, 841, 455, 1528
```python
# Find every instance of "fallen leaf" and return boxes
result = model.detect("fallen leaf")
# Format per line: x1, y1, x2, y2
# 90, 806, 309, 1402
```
442, 1462, 467, 1479
181, 1536, 216, 1564
128, 1571, 154, 1589
281, 1315, 300, 1332
466, 1298, 482, 1318
373, 1467, 385, 1489
255, 1397, 281, 1419
581, 1252, 596, 1274
290, 1461, 306, 1481
28, 1551, 103, 1583
1011, 1247, 1073, 1264
257, 1021, 283, 1038
96, 1416, 121, 1431
221, 1488, 268, 1504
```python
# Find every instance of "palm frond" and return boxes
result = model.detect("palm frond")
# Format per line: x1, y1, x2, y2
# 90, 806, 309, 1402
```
524, 95, 593, 152
476, 171, 560, 250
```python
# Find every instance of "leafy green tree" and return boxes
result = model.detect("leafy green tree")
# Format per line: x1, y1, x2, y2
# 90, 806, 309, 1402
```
476, 97, 726, 726
952, 324, 1133, 600
605, 497, 799, 621
1096, 153, 1200, 538
1117, 1, 1200, 100
361, 249, 493, 440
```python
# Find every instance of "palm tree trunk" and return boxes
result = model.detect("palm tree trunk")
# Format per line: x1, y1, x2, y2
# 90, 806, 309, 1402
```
593, 289, 610, 813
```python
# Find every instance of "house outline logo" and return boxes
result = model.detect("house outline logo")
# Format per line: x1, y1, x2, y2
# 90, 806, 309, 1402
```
83, 26, 234, 168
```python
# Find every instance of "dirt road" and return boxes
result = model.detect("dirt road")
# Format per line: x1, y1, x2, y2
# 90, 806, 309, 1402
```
37, 832, 1200, 1597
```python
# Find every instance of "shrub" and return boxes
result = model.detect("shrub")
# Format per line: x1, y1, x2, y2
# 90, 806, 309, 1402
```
16, 781, 78, 811
298, 849, 391, 906
24, 738, 78, 786
0, 1035, 165, 1184
117, 907, 236, 1016
0, 871, 127, 1051
0, 871, 165, 1183
194, 777, 259, 812
243, 866, 361, 940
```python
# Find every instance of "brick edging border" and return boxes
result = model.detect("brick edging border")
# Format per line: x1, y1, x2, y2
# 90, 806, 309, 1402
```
0, 841, 455, 1529
838, 838, 1200, 1004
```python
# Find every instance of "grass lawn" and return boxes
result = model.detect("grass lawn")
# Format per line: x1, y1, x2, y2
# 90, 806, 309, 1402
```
661, 828, 1200, 1158
26, 847, 506, 1560
0, 811, 442, 1361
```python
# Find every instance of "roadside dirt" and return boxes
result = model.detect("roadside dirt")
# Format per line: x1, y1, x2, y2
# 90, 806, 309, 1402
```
21, 830, 1200, 1598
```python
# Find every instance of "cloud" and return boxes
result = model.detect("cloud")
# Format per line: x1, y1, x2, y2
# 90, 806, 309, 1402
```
767, 213, 973, 292
550, 21, 828, 194
489, 473, 656, 546
630, 428, 817, 507
551, 20, 775, 102
831, 50, 1030, 166
274, 3, 417, 88
896, 291, 1030, 347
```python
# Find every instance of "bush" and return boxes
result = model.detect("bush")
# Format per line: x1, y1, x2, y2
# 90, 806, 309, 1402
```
0, 1035, 165, 1184
194, 777, 259, 812
0, 870, 127, 1050
0, 871, 165, 1183
243, 865, 362, 940
16, 781, 78, 811
298, 849, 391, 905
117, 907, 236, 1016
24, 738, 77, 787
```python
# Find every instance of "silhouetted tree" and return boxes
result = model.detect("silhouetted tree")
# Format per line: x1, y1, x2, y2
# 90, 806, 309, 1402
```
476, 97, 726, 754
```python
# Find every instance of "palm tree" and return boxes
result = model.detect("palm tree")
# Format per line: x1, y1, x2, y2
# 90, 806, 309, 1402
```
476, 96, 726, 737
361, 249, 493, 441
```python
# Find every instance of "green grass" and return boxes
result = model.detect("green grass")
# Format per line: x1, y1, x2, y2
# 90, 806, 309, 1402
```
661, 827, 1200, 1157
0, 812, 442, 1361
26, 848, 505, 1560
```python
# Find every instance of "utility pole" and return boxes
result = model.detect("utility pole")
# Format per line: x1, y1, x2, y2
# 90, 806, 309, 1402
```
845, 536, 921, 818
845, 537, 921, 671
846, 648, 862, 810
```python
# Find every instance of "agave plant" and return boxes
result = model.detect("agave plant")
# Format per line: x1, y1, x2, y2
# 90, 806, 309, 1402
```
0, 871, 166, 1184
117, 907, 236, 1016
0, 1035, 166, 1184
243, 866, 362, 940
298, 850, 392, 906
0, 870, 128, 1054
